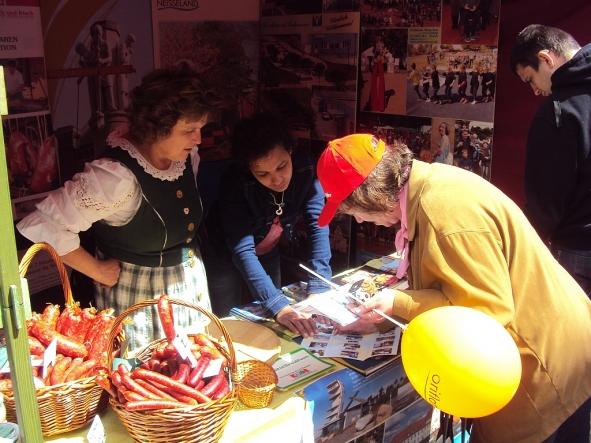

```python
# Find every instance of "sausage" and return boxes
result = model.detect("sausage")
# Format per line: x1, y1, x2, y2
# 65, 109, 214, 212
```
124, 400, 188, 411
119, 386, 146, 402
29, 322, 88, 358
131, 368, 210, 403
172, 363, 190, 385
157, 294, 176, 343
212, 375, 230, 400
96, 374, 117, 399
187, 355, 210, 387
201, 373, 227, 398
167, 390, 198, 405
50, 356, 72, 385
28, 336, 45, 356
40, 304, 60, 330
65, 359, 97, 382
134, 379, 176, 401
120, 373, 162, 400
62, 357, 83, 381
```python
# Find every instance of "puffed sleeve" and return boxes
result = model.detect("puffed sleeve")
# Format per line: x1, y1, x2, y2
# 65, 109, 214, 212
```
17, 159, 141, 255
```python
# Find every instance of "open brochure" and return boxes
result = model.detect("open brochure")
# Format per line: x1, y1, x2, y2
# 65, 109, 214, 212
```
301, 327, 401, 361
272, 348, 334, 390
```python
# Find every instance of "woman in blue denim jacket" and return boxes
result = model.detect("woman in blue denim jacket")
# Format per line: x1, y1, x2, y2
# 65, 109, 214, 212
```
203, 113, 332, 336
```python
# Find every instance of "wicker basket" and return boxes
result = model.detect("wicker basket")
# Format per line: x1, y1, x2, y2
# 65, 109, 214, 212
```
234, 360, 278, 408
1, 242, 107, 436
105, 298, 238, 443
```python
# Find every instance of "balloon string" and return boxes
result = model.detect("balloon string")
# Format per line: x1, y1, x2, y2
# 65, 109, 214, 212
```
299, 263, 408, 330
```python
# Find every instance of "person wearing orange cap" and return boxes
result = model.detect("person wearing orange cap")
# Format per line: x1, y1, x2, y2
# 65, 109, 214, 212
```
316, 134, 591, 443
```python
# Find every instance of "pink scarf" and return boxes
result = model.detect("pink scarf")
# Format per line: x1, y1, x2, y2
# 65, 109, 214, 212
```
395, 182, 410, 279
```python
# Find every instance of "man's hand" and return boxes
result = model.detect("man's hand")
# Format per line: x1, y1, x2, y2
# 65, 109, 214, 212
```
276, 306, 317, 338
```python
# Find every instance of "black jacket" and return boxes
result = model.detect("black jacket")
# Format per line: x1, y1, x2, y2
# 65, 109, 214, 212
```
525, 43, 591, 249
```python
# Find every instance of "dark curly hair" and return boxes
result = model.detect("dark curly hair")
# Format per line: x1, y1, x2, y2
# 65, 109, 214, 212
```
230, 112, 295, 169
128, 66, 218, 146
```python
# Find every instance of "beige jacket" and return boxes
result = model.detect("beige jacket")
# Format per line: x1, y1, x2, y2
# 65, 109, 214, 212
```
391, 161, 591, 443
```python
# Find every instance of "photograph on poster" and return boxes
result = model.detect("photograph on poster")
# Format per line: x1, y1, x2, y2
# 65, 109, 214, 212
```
452, 119, 493, 180
359, 29, 408, 115
429, 117, 456, 165
353, 422, 385, 443
328, 213, 353, 271
157, 21, 259, 160
360, 0, 441, 28
260, 87, 315, 139
3, 113, 59, 200
0, 57, 48, 115
324, 0, 362, 13
304, 363, 421, 443
40, 0, 154, 169
382, 398, 433, 443
357, 113, 431, 159
261, 32, 358, 89
441, 0, 500, 45
405, 44, 496, 121
262, 0, 323, 16
312, 86, 356, 140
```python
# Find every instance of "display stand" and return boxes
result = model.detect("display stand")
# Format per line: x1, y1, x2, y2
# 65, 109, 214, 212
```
0, 68, 44, 441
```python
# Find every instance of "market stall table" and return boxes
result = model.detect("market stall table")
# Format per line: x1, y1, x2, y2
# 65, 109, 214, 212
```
45, 337, 317, 443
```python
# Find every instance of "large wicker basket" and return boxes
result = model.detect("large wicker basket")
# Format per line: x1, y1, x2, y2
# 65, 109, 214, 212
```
106, 298, 238, 443
1, 242, 107, 436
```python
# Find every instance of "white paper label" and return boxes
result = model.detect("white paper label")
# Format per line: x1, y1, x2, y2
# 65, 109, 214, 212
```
87, 414, 105, 443
202, 359, 223, 378
42, 338, 57, 379
173, 333, 197, 368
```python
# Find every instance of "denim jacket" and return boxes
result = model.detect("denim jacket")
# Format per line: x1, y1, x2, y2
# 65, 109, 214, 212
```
218, 151, 332, 315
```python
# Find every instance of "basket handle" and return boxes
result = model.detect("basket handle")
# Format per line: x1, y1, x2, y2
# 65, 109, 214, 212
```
18, 242, 74, 306
106, 298, 237, 373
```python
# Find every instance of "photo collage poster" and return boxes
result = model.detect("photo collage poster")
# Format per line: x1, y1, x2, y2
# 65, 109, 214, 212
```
260, 1, 500, 266
358, 0, 499, 178
151, 0, 260, 162
0, 0, 55, 220
41, 0, 154, 186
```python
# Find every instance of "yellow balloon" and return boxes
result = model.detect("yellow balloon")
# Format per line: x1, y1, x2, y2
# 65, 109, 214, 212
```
401, 306, 521, 418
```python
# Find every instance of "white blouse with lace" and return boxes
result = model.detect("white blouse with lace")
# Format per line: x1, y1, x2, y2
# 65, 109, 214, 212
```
17, 131, 201, 256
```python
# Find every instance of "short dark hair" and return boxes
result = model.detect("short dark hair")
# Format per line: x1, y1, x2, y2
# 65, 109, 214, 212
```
510, 24, 581, 74
230, 112, 295, 168
128, 66, 218, 146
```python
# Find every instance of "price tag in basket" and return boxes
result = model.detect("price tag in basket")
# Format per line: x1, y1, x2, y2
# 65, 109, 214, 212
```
87, 414, 105, 443
42, 338, 57, 378
112, 357, 142, 372
0, 348, 8, 373
203, 358, 224, 378
173, 333, 198, 368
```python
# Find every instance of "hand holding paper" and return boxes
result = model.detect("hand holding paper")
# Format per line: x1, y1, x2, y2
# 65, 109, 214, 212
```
336, 288, 398, 334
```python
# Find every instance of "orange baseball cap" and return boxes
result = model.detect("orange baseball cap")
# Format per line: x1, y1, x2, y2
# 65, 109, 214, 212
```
317, 134, 385, 227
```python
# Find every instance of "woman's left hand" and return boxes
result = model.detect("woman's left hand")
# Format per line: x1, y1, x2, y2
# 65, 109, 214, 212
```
276, 306, 317, 338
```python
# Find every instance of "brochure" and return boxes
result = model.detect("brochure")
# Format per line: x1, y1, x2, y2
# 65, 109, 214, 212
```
300, 328, 401, 361
292, 289, 359, 326
302, 363, 432, 443
272, 348, 334, 391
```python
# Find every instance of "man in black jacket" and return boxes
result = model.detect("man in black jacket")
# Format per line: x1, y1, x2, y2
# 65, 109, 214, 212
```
511, 24, 591, 298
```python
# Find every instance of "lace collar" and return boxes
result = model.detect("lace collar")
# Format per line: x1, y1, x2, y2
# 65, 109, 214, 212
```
106, 129, 186, 181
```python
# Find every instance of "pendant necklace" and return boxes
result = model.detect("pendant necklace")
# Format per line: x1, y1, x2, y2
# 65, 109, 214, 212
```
270, 191, 285, 216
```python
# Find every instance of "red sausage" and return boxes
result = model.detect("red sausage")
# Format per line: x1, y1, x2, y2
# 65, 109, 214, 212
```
124, 400, 188, 411
131, 368, 210, 403
157, 294, 176, 343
